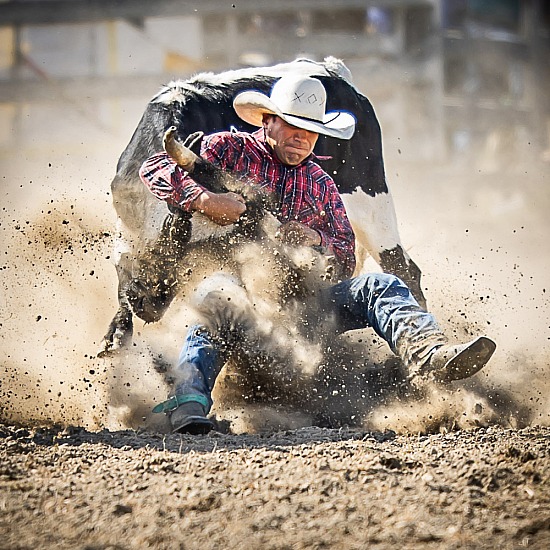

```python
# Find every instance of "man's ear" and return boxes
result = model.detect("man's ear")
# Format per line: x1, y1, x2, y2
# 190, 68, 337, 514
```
262, 113, 273, 127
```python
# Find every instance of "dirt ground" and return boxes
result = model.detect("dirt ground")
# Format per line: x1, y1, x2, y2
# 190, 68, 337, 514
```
1, 422, 549, 549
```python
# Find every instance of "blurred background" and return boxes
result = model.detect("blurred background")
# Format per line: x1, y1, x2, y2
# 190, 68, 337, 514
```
1, 0, 549, 166
0, 0, 549, 429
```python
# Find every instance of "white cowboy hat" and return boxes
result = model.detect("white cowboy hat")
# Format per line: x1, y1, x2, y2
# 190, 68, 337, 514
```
233, 75, 356, 140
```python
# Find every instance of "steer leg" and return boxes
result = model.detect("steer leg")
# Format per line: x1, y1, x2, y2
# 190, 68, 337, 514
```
99, 304, 133, 357
378, 245, 426, 310
98, 258, 135, 356
342, 188, 428, 309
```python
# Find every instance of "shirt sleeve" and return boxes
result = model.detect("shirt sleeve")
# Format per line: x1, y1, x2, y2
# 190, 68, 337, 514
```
139, 152, 205, 211
200, 131, 244, 170
314, 176, 356, 278
139, 132, 244, 211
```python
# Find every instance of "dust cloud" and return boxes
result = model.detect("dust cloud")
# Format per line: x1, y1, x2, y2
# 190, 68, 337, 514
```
1, 65, 549, 435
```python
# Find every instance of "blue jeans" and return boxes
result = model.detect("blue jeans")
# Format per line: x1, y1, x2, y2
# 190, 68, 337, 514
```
173, 273, 446, 411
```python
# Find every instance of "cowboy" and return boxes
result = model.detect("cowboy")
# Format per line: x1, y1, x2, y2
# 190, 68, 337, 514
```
140, 75, 496, 434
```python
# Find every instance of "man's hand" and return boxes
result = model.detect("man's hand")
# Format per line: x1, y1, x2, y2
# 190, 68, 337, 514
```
276, 221, 322, 247
192, 190, 246, 226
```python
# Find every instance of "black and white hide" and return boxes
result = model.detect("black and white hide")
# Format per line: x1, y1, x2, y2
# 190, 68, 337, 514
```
101, 56, 426, 356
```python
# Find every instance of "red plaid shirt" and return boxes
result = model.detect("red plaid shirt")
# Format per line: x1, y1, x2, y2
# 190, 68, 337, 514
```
140, 129, 356, 276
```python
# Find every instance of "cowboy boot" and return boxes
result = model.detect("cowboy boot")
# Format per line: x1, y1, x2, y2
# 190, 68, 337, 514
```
170, 400, 214, 435
415, 336, 496, 383
153, 394, 214, 435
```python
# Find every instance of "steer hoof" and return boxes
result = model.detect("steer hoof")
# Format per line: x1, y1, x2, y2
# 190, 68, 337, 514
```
98, 310, 134, 357
97, 329, 130, 357
97, 340, 116, 358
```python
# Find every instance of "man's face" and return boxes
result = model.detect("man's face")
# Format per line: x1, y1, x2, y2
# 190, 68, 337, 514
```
263, 115, 319, 166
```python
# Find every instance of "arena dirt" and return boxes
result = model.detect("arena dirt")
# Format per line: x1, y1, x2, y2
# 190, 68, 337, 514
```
1, 66, 550, 547
1, 423, 549, 549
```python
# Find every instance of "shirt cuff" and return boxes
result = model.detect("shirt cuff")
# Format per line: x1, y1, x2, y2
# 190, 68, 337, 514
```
179, 182, 207, 212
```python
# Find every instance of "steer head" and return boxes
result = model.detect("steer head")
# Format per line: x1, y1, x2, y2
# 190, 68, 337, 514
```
127, 208, 192, 324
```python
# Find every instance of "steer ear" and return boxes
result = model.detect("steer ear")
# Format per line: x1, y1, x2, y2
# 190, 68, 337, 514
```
182, 131, 204, 153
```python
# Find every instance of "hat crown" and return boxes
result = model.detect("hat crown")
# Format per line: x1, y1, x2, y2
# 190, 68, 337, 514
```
270, 76, 327, 123
232, 73, 356, 139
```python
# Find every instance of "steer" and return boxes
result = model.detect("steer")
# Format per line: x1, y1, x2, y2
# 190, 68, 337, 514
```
100, 56, 426, 356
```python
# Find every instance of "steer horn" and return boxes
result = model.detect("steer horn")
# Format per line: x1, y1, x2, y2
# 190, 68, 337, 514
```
162, 126, 276, 209
163, 126, 199, 171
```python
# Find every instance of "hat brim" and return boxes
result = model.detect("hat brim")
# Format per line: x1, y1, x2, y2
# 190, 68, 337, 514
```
233, 90, 356, 140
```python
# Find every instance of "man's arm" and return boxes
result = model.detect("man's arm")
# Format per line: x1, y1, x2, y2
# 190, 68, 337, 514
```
311, 178, 356, 278
277, 197, 355, 279
139, 133, 247, 224
276, 221, 322, 247
192, 189, 245, 225
139, 152, 203, 209
276, 164, 355, 277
